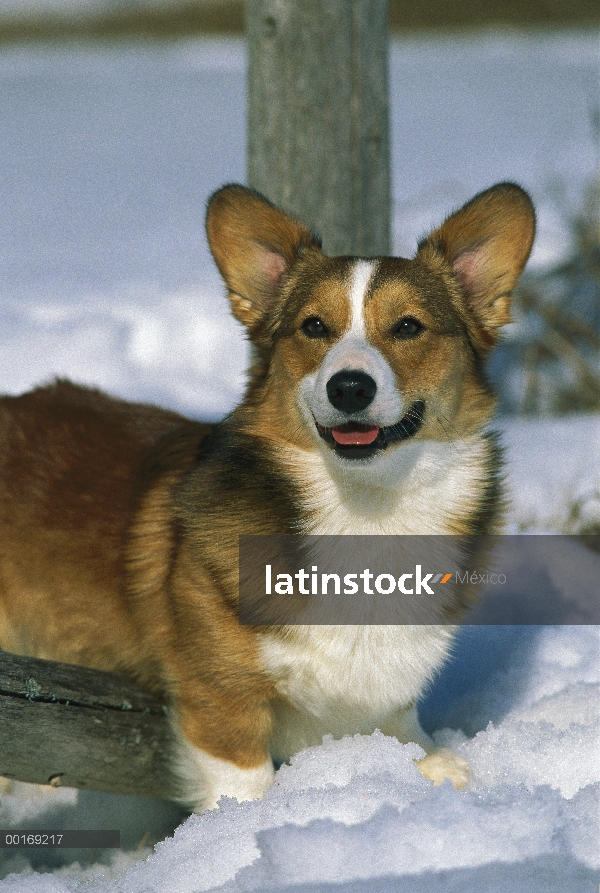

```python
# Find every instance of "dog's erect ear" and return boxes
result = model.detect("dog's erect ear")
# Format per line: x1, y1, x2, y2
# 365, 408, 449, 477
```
206, 184, 319, 329
417, 183, 535, 344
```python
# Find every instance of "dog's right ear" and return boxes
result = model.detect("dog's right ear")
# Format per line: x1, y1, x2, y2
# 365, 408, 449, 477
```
206, 185, 319, 329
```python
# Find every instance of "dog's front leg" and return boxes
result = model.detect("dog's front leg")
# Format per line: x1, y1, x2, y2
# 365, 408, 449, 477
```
171, 695, 275, 812
145, 547, 278, 812
380, 703, 469, 790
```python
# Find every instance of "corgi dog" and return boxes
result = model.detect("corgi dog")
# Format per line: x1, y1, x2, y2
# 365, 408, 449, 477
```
0, 182, 535, 811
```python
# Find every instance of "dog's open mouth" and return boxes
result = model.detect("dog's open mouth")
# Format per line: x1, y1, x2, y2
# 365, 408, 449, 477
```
316, 400, 425, 460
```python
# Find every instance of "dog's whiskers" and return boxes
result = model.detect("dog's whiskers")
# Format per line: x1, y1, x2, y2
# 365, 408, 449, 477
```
435, 414, 474, 455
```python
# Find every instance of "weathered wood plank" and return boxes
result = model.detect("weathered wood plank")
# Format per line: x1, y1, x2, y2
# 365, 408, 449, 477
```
0, 652, 179, 800
0, 650, 163, 713
246, 0, 391, 257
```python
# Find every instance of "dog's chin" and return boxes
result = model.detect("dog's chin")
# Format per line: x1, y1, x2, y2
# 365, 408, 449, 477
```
315, 400, 425, 461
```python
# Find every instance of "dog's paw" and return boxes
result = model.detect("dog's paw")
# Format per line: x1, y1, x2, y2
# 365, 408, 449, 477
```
173, 737, 275, 812
415, 748, 469, 790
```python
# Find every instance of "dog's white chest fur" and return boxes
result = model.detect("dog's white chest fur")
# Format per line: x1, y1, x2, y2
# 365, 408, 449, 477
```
260, 624, 455, 761
259, 437, 487, 761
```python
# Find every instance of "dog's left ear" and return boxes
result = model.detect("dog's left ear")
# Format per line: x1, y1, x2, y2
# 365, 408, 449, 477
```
206, 184, 319, 330
417, 183, 535, 344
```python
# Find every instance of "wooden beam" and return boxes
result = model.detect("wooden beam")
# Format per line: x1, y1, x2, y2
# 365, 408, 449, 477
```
246, 0, 391, 257
0, 651, 179, 800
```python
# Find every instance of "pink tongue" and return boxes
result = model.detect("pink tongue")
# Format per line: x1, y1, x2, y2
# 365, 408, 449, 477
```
332, 426, 379, 446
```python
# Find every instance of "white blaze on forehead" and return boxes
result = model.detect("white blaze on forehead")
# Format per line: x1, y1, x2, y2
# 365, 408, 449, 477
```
348, 260, 378, 336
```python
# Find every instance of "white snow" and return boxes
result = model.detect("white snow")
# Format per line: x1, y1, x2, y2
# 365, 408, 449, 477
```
0, 1, 192, 16
504, 416, 600, 534
0, 31, 598, 893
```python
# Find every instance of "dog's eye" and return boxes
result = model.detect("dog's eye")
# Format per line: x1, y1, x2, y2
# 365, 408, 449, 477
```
301, 317, 329, 338
393, 317, 424, 340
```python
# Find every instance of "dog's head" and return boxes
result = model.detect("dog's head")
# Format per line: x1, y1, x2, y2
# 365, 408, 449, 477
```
206, 183, 534, 464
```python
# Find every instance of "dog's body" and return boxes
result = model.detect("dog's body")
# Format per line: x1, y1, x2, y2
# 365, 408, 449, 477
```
0, 183, 535, 811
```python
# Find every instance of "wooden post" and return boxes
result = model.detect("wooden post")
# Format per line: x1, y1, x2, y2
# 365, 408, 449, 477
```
0, 651, 179, 800
246, 0, 391, 257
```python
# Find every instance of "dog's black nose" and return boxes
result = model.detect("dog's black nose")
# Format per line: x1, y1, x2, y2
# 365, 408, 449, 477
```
326, 370, 377, 413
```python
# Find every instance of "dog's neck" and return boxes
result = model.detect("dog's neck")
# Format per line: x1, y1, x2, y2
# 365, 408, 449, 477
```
276, 433, 493, 537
